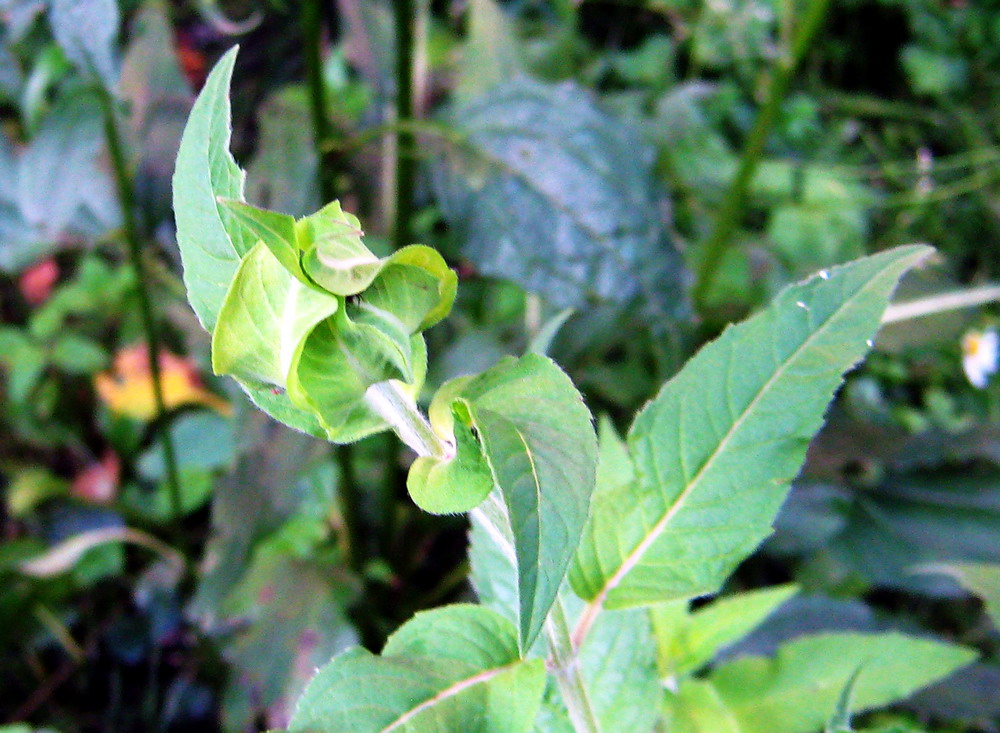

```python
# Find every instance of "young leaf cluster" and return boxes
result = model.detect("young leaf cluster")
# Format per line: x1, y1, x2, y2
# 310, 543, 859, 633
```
173, 48, 974, 733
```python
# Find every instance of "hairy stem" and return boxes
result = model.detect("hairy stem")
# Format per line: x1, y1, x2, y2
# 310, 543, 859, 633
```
545, 596, 603, 733
364, 381, 451, 459
472, 494, 601, 733
692, 0, 831, 310
392, 0, 416, 250
100, 91, 183, 521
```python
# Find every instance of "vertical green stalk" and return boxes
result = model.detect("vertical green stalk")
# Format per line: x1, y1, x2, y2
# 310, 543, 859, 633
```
692, 0, 831, 310
393, 0, 416, 250
99, 90, 183, 520
545, 596, 603, 733
302, 0, 337, 202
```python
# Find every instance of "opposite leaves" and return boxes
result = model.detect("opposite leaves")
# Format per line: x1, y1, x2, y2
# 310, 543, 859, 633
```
288, 605, 545, 733
571, 245, 931, 615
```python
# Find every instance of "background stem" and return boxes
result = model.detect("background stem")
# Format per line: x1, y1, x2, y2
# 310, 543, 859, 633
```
545, 596, 603, 733
100, 90, 183, 521
692, 0, 831, 311
393, 0, 416, 250
302, 0, 337, 202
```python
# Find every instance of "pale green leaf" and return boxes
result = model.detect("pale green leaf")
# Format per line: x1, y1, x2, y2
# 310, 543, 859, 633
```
594, 415, 633, 494
288, 605, 545, 733
664, 680, 744, 733
710, 632, 976, 733
213, 241, 339, 388
650, 584, 798, 680
218, 198, 306, 281
426, 355, 597, 650
570, 246, 931, 610
173, 46, 255, 333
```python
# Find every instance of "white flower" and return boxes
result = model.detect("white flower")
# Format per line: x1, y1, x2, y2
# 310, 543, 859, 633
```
961, 328, 999, 389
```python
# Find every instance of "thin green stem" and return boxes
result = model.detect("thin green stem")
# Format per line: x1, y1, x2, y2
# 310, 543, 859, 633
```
472, 495, 601, 733
545, 596, 603, 733
100, 90, 183, 521
336, 442, 365, 571
302, 0, 337, 202
393, 0, 416, 250
692, 0, 831, 311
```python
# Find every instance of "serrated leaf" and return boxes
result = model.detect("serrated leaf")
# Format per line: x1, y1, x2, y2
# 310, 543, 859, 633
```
212, 241, 339, 388
288, 605, 545, 733
49, 0, 119, 89
651, 584, 798, 680
433, 78, 687, 320
417, 354, 597, 650
709, 632, 976, 733
173, 46, 255, 334
570, 246, 931, 610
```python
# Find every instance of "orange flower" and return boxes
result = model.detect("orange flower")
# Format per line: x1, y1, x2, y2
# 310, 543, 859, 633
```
95, 344, 231, 420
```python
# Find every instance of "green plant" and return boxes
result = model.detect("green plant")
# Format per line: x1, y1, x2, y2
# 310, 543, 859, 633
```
172, 48, 975, 733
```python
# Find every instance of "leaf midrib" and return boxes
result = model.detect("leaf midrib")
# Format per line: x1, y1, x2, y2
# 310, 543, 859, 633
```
586, 269, 891, 612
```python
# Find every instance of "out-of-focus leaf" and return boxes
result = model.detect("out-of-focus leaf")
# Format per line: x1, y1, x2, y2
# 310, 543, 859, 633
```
47, 0, 118, 90
137, 412, 235, 480
434, 78, 687, 321
457, 0, 522, 100
708, 633, 975, 733
246, 85, 320, 217
919, 562, 1000, 627
288, 605, 545, 733
119, 1, 192, 219
17, 89, 116, 241
651, 584, 798, 680
94, 344, 231, 420
219, 547, 357, 731
664, 679, 744, 733
7, 467, 68, 516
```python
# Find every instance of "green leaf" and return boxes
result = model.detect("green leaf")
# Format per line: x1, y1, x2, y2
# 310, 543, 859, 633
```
708, 632, 976, 733
212, 241, 339, 388
415, 354, 597, 650
288, 605, 545, 733
299, 201, 382, 296
664, 679, 744, 733
570, 246, 931, 610
49, 0, 119, 89
651, 584, 798, 680
434, 78, 687, 321
173, 46, 255, 334
919, 562, 1000, 629
218, 198, 307, 281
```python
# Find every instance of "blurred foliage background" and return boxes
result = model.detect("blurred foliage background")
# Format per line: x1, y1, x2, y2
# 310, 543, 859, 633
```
0, 0, 999, 730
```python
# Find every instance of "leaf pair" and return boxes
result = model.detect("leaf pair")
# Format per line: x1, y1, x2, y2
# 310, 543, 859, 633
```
288, 605, 545, 733
408, 354, 598, 651
173, 48, 456, 442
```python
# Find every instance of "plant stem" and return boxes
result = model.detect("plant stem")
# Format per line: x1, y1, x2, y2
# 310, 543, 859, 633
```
99, 90, 183, 521
545, 596, 603, 733
393, 0, 416, 250
882, 283, 1000, 324
364, 381, 451, 459
472, 495, 601, 733
302, 0, 337, 202
692, 0, 831, 311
